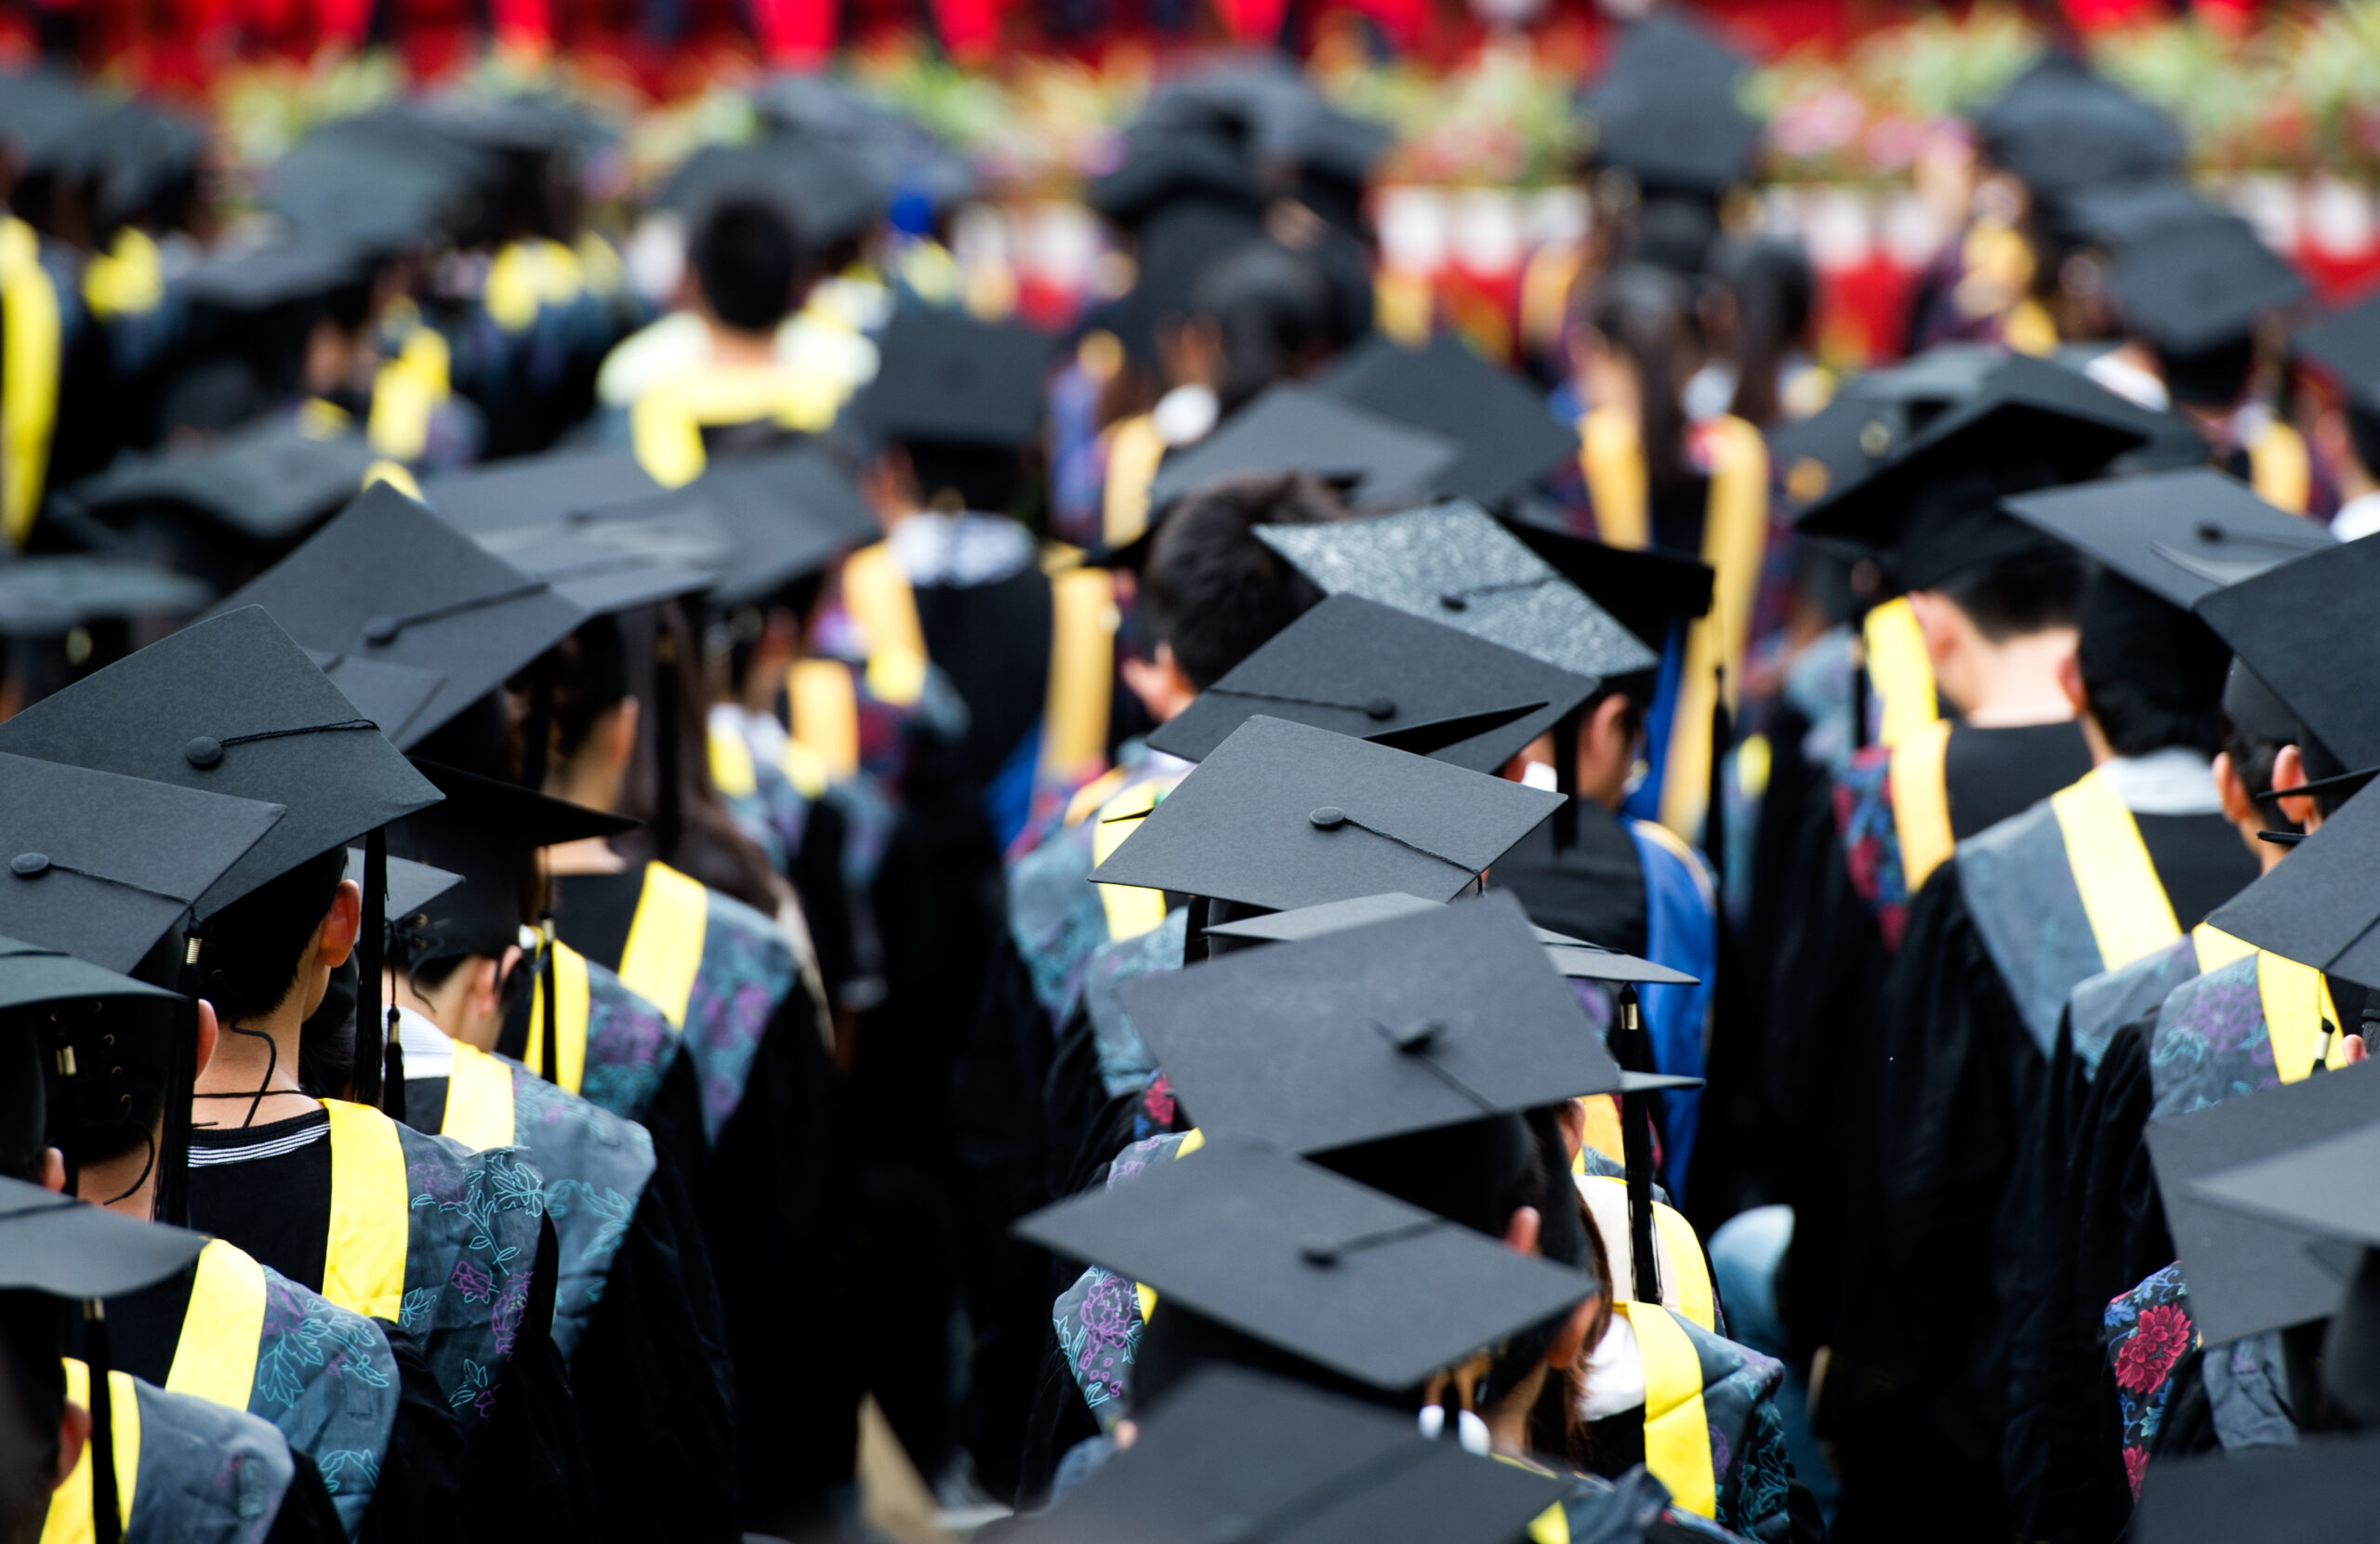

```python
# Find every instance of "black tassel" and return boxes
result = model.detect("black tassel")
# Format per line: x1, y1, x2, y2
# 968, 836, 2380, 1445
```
1617, 987, 1660, 1307
86, 1302, 122, 1544
538, 919, 560, 1085
356, 829, 387, 1110
381, 1008, 406, 1124
1551, 705, 1582, 853
1704, 665, 1729, 879
154, 993, 195, 1227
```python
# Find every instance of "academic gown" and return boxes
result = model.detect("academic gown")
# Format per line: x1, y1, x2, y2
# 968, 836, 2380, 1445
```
186, 1108, 600, 1544
1841, 786, 2254, 1542
404, 1046, 741, 1544
547, 865, 864, 1536
1761, 720, 2091, 1391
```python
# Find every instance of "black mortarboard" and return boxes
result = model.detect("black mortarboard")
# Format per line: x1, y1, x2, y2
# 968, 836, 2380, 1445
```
655, 137, 892, 250
1496, 505, 1713, 656
2195, 526, 2378, 769
2135, 1436, 2380, 1544
1149, 596, 1596, 774
2146, 1062, 2380, 1344
1014, 1139, 1593, 1392
474, 523, 722, 617
1122, 892, 1654, 1155
305, 650, 448, 748
0, 935, 182, 1016
1972, 53, 2185, 196
0, 751, 284, 975
1198, 889, 1698, 984
1008, 1366, 1568, 1544
387, 760, 635, 965
0, 606, 441, 917
0, 1174, 209, 1298
856, 310, 1051, 449
0, 557, 210, 640
2055, 179, 2234, 252
2203, 781, 2380, 989
2294, 292, 2380, 413
1144, 385, 1457, 517
1256, 502, 1659, 682
1317, 335, 1580, 510
2218, 657, 2305, 746
1087, 125, 1263, 230
177, 238, 373, 313
1090, 716, 1563, 912
1579, 10, 1762, 196
218, 482, 589, 750
420, 447, 664, 534
347, 848, 464, 927
2108, 217, 2308, 356
66, 416, 379, 546
2003, 468, 2334, 611
263, 137, 474, 257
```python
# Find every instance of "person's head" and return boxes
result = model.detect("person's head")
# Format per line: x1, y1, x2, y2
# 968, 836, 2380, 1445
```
1128, 473, 1342, 720
0, 1291, 80, 1544
1705, 236, 1817, 428
2061, 569, 2231, 760
688, 197, 804, 339
543, 614, 637, 812
2215, 663, 2345, 864
1186, 239, 1341, 416
1574, 264, 1699, 488
1567, 688, 1648, 812
192, 848, 360, 1036
2313, 397, 2380, 502
1905, 549, 2087, 719
33, 996, 218, 1217
2156, 334, 2258, 414
873, 440, 1025, 518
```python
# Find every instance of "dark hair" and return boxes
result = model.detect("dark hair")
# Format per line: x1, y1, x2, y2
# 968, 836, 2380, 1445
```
902, 440, 1023, 517
2347, 402, 2380, 482
192, 847, 349, 1030
1933, 549, 2088, 642
2156, 335, 2257, 410
1190, 240, 1340, 416
1580, 264, 1698, 491
2221, 714, 2347, 823
1710, 237, 1816, 428
690, 198, 801, 335
2076, 571, 2230, 759
0, 1290, 65, 1542
1142, 472, 1340, 690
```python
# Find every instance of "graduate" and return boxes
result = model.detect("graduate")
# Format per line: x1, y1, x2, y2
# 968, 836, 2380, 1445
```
0, 607, 600, 1544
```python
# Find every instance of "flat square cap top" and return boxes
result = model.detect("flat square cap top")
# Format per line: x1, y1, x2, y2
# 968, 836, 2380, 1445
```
858, 310, 1051, 449
68, 416, 378, 544
0, 752, 284, 974
2146, 1062, 2380, 1344
2188, 1095, 2380, 1261
0, 606, 441, 917
1014, 1139, 1593, 1392
305, 650, 448, 747
2109, 216, 2308, 355
0, 557, 211, 637
2295, 292, 2380, 412
1091, 716, 1564, 911
0, 1174, 210, 1300
419, 446, 665, 535
2194, 530, 2380, 767
1259, 502, 1657, 681
1198, 890, 1699, 985
1149, 595, 1597, 774
1009, 1366, 1569, 1544
347, 849, 464, 923
0, 934, 182, 1015
2206, 784, 2380, 989
2135, 1436, 2380, 1544
219, 481, 591, 748
1318, 335, 1580, 510
1580, 11, 1762, 193
1145, 385, 1459, 517
1121, 891, 1628, 1155
2002, 468, 2332, 610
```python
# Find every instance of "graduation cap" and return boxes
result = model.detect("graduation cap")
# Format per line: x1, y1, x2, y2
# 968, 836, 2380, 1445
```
1148, 596, 1597, 774
1256, 502, 1659, 682
178, 238, 374, 314
2107, 216, 2308, 357
2195, 532, 2379, 771
2144, 1062, 2380, 1345
218, 481, 590, 750
1972, 52, 2186, 196
0, 935, 185, 1016
1007, 1365, 1568, 1544
1091, 716, 1564, 913
0, 750, 284, 976
0, 557, 210, 639
1144, 385, 1457, 518
2053, 180, 2235, 253
2003, 468, 2334, 610
2134, 1436, 2380, 1544
1578, 10, 1763, 196
306, 650, 448, 747
472, 522, 723, 617
1088, 125, 1265, 230
347, 847, 464, 927
419, 446, 664, 534
2294, 292, 2380, 414
1495, 505, 1713, 657
1198, 889, 1698, 985
1014, 1139, 1594, 1392
654, 139, 892, 252
1317, 335, 1580, 510
856, 310, 1051, 450
2202, 780, 2380, 989
0, 1173, 209, 1297
65, 416, 380, 548
1128, 891, 1685, 1156
262, 135, 479, 256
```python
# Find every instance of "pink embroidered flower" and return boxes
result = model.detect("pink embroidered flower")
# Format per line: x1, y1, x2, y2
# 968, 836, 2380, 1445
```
2114, 1304, 2192, 1393
1142, 1075, 1175, 1128
2122, 1445, 2149, 1498
449, 1258, 495, 1304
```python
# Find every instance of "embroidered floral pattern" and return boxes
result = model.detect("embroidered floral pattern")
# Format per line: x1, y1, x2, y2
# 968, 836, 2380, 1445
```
1051, 1132, 1199, 1427
1831, 744, 1911, 948
2105, 1263, 2202, 1495
2149, 957, 2286, 1120
389, 1124, 549, 1434
2115, 1304, 2193, 1393
679, 885, 800, 1142
509, 1052, 656, 1358
247, 1263, 400, 1537
580, 959, 675, 1124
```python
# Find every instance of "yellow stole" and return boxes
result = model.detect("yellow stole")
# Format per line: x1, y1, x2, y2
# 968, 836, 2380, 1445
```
1099, 413, 1168, 553
1614, 1301, 1718, 1519
2248, 419, 2311, 515
615, 863, 711, 1029
1041, 552, 1117, 783
2046, 770, 2183, 973
2, 217, 60, 550
164, 1241, 266, 1415
629, 363, 840, 488
1888, 717, 1957, 896
442, 1043, 521, 1149
523, 940, 593, 1095
320, 1101, 411, 1324
43, 1361, 142, 1544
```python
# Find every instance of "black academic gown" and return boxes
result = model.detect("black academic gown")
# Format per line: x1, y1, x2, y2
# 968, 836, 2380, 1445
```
1844, 805, 2254, 1543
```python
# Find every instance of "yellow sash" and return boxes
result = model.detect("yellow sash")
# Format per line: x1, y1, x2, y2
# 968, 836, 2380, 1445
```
164, 1241, 265, 1415
1889, 718, 1957, 896
629, 364, 840, 488
443, 1043, 520, 1149
1862, 597, 1940, 750
2249, 419, 2311, 515
1659, 417, 1769, 837
483, 238, 585, 334
1615, 1302, 1717, 1519
44, 1360, 141, 1544
1042, 564, 1117, 781
840, 544, 930, 708
524, 940, 592, 1096
321, 1101, 410, 1323
2, 217, 60, 550
2190, 923, 2257, 978
1575, 1175, 1718, 1333
616, 864, 709, 1029
787, 659, 864, 781
367, 325, 451, 465
2048, 770, 2181, 972
1090, 782, 1169, 942
82, 228, 164, 320
1572, 1093, 1626, 1172
708, 720, 760, 799
1577, 408, 1648, 552
2258, 950, 2347, 1082
1100, 414, 1168, 552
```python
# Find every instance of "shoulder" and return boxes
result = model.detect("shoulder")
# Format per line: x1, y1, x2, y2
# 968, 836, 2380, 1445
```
1622, 816, 1715, 907
682, 867, 800, 977
501, 1052, 657, 1168
2149, 953, 2264, 1049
